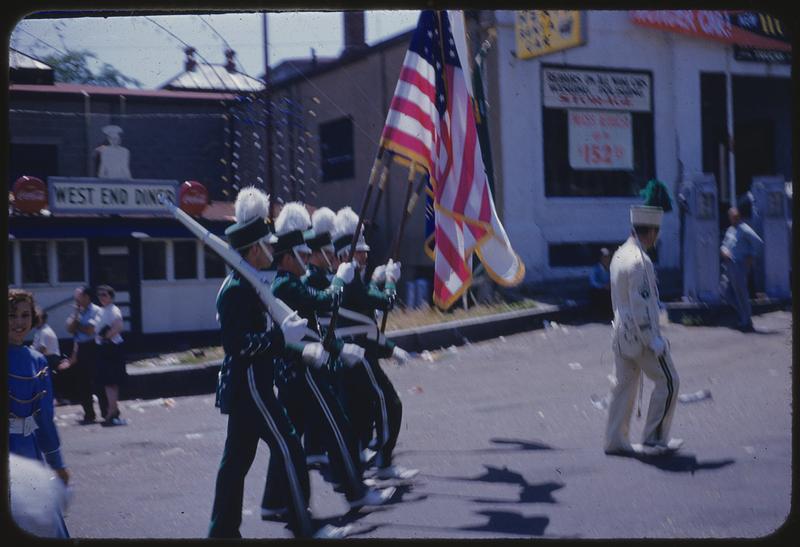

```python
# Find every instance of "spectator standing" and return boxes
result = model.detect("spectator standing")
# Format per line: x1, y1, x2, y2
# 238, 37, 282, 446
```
94, 285, 127, 426
32, 308, 70, 404
65, 286, 104, 423
720, 208, 764, 332
8, 289, 70, 537
588, 248, 613, 320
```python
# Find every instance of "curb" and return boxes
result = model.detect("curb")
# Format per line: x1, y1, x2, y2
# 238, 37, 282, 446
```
121, 296, 790, 401
121, 302, 584, 401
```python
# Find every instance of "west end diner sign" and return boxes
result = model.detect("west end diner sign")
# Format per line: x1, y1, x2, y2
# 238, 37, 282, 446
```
48, 177, 178, 215
543, 68, 651, 112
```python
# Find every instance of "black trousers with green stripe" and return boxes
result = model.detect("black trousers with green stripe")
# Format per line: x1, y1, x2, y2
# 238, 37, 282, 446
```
262, 361, 366, 510
208, 363, 312, 538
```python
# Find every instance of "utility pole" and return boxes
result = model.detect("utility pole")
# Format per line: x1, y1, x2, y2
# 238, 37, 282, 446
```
262, 12, 276, 219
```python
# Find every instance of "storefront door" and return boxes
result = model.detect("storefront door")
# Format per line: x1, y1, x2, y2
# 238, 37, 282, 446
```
89, 239, 141, 344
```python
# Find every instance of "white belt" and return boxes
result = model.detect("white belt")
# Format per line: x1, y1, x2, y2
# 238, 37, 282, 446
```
9, 416, 38, 436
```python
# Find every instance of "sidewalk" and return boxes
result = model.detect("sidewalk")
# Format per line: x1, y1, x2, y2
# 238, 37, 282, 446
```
119, 295, 790, 401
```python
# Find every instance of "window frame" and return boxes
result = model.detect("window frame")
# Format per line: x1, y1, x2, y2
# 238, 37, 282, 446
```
540, 63, 656, 198
54, 239, 88, 284
19, 239, 51, 286
319, 116, 356, 182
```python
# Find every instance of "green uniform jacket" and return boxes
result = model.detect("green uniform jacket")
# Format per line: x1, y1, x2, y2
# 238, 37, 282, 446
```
215, 271, 285, 414
339, 271, 397, 358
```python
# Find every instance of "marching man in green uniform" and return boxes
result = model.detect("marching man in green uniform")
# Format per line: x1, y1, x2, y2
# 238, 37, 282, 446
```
332, 206, 417, 481
301, 206, 339, 467
207, 188, 349, 539
260, 202, 395, 521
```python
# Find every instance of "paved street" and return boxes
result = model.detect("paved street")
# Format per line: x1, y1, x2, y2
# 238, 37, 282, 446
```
51, 310, 792, 539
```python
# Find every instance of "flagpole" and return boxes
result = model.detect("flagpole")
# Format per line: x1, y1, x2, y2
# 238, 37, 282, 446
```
381, 162, 419, 333
366, 157, 392, 243
349, 148, 389, 260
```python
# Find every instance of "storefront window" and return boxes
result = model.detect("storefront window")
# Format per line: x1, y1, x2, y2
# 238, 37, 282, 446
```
541, 65, 655, 197
204, 246, 227, 279
20, 241, 49, 284
56, 241, 86, 282
174, 240, 198, 280
320, 116, 355, 182
142, 241, 167, 280
8, 242, 15, 285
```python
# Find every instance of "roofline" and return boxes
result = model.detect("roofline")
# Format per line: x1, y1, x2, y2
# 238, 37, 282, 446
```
268, 29, 414, 89
9, 83, 239, 101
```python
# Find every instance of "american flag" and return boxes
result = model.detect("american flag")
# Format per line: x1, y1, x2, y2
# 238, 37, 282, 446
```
380, 10, 524, 309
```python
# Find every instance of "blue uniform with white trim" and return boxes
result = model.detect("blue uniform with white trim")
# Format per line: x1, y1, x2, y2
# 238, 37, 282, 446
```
8, 343, 69, 537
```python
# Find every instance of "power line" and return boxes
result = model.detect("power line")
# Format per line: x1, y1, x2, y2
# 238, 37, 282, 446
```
13, 26, 68, 56
197, 14, 250, 78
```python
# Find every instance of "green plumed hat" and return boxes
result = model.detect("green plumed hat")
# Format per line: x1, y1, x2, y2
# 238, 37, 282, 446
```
639, 178, 673, 212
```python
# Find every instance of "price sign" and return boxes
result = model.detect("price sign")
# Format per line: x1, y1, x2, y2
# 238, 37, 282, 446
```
568, 110, 633, 170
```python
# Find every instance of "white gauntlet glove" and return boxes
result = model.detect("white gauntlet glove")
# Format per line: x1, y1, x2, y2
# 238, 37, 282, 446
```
340, 343, 365, 367
392, 346, 411, 363
301, 343, 329, 369
649, 336, 666, 357
335, 261, 356, 284
385, 259, 402, 283
280, 313, 308, 345
371, 265, 386, 284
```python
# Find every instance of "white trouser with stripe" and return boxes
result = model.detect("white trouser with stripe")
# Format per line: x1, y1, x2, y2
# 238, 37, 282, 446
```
605, 342, 680, 451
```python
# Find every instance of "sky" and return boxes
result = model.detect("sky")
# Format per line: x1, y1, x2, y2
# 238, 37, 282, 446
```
9, 10, 421, 89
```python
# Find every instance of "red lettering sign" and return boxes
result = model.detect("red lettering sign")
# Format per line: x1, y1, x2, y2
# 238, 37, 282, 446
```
178, 180, 208, 216
12, 176, 48, 214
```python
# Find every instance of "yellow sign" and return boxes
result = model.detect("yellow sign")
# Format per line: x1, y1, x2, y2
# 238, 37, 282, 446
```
515, 10, 585, 60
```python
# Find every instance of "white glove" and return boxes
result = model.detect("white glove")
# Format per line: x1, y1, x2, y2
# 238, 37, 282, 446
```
301, 343, 329, 369
335, 261, 355, 284
385, 259, 402, 283
340, 343, 365, 367
392, 346, 411, 363
371, 265, 387, 284
649, 336, 666, 357
280, 312, 308, 345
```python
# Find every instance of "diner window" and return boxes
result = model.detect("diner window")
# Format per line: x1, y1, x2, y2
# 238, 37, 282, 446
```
320, 117, 355, 182
541, 66, 655, 197
173, 240, 198, 280
8, 241, 15, 285
142, 241, 167, 280
56, 241, 86, 282
20, 241, 49, 284
204, 246, 227, 279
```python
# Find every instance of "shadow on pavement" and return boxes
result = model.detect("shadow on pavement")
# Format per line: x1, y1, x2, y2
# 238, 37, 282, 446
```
460, 510, 550, 536
608, 451, 736, 473
489, 438, 554, 451
438, 465, 566, 505
394, 438, 554, 458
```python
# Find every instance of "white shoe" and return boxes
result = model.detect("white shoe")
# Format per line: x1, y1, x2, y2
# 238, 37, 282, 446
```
306, 453, 329, 466
360, 447, 377, 464
634, 438, 684, 455
260, 506, 288, 521
375, 465, 419, 480
348, 486, 396, 509
313, 524, 353, 539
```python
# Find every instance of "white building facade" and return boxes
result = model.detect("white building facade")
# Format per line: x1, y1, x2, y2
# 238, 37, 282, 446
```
489, 10, 791, 283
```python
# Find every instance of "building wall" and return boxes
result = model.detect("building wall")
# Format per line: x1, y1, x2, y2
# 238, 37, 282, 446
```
493, 10, 791, 283
140, 280, 222, 334
8, 92, 230, 200
270, 40, 431, 273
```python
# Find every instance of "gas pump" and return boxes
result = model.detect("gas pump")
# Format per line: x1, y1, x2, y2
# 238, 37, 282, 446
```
750, 176, 790, 298
679, 174, 720, 303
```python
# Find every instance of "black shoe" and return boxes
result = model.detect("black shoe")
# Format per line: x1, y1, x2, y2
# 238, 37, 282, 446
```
739, 324, 756, 333
79, 415, 96, 425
